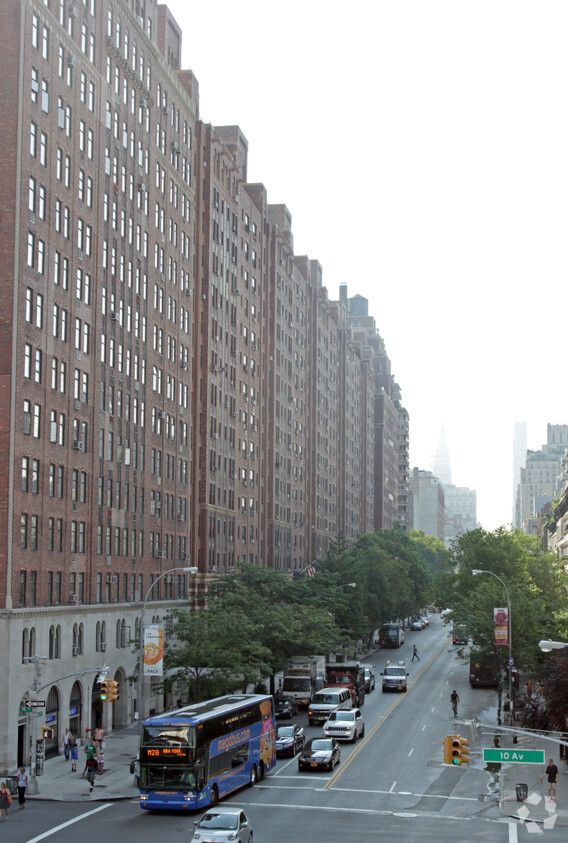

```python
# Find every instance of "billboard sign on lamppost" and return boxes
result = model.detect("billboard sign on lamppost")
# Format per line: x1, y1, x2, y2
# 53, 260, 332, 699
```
143, 625, 164, 676
494, 607, 509, 647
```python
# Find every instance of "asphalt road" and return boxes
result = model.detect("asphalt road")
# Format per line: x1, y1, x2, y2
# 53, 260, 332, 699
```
4, 616, 560, 842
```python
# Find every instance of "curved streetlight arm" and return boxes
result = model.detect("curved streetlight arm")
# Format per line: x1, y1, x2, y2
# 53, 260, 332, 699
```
539, 640, 568, 652
136, 566, 198, 721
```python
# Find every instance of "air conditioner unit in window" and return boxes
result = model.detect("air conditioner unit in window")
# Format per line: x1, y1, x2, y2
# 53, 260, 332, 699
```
156, 550, 166, 558
70, 593, 78, 603
99, 642, 106, 652
138, 182, 147, 192
73, 440, 82, 450
106, 575, 118, 584
70, 5, 79, 17
157, 410, 165, 419
68, 56, 77, 68
141, 99, 148, 108
111, 312, 118, 321
72, 645, 81, 656
182, 553, 190, 561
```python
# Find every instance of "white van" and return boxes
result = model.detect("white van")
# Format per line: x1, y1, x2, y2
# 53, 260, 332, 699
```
308, 687, 352, 726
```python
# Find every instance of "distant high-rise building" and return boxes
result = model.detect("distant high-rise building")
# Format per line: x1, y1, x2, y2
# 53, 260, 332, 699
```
512, 422, 527, 528
410, 468, 445, 541
443, 485, 478, 546
431, 424, 452, 487
519, 425, 568, 533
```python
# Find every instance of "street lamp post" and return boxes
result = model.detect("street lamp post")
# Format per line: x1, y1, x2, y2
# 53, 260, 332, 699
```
136, 566, 197, 723
472, 569, 513, 723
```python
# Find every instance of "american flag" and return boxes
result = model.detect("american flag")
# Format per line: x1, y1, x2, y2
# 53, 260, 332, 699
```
305, 565, 316, 578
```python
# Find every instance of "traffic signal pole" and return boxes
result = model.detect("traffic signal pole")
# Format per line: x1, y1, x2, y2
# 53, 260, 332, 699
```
23, 657, 109, 794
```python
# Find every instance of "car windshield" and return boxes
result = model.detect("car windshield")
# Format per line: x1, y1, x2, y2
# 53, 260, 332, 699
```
310, 740, 332, 751
385, 668, 405, 676
277, 727, 294, 738
313, 694, 337, 704
329, 711, 353, 721
198, 812, 239, 830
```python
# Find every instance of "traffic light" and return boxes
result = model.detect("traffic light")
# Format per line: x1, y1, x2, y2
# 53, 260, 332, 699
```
443, 735, 453, 764
109, 680, 120, 702
451, 735, 469, 765
100, 680, 109, 702
42, 727, 54, 740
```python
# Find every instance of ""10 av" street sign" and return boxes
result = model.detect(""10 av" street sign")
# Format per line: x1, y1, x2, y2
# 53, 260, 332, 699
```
483, 748, 545, 764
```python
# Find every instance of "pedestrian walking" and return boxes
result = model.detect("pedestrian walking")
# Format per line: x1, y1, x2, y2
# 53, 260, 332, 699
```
82, 738, 99, 777
0, 781, 12, 818
61, 728, 73, 761
94, 725, 104, 752
70, 737, 79, 772
86, 754, 98, 793
411, 645, 420, 662
17, 767, 28, 809
540, 758, 559, 801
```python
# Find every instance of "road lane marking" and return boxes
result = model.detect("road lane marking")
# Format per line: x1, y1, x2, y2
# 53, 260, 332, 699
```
324, 637, 450, 790
390, 780, 397, 792
25, 803, 112, 843
260, 783, 481, 802
408, 748, 414, 757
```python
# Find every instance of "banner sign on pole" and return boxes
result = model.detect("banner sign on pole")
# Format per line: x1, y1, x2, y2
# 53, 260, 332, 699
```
143, 625, 164, 676
494, 607, 509, 647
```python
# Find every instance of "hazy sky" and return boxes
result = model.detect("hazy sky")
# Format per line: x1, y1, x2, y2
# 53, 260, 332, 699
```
166, 0, 568, 530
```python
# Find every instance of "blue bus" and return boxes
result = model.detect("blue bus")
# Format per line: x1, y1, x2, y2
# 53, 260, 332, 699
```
139, 693, 276, 811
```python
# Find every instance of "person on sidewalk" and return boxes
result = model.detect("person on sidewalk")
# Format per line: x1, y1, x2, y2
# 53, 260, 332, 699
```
82, 738, 99, 777
0, 781, 12, 818
411, 645, 420, 662
86, 754, 98, 793
540, 758, 559, 800
70, 736, 79, 772
94, 725, 104, 752
17, 767, 28, 809
61, 728, 73, 761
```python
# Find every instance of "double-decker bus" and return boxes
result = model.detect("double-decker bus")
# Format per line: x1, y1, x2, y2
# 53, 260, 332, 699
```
138, 693, 275, 811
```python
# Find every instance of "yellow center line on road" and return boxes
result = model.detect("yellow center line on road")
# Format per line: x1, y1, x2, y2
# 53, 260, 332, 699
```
324, 637, 450, 790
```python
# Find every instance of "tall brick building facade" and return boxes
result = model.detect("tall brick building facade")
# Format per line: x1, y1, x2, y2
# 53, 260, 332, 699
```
0, 0, 408, 772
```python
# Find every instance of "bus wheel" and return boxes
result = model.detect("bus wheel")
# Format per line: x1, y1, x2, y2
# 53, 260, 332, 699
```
249, 764, 257, 786
210, 784, 218, 806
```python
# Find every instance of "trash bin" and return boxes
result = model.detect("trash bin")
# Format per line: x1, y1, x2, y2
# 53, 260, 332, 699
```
516, 783, 528, 802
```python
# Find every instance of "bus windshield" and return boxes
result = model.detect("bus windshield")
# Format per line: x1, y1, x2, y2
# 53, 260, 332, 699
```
142, 724, 194, 749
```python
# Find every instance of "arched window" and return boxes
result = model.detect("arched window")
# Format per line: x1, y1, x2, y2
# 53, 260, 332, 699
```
56, 625, 61, 659
72, 624, 79, 656
29, 626, 36, 657
116, 619, 122, 648
78, 623, 84, 653
96, 620, 101, 651
49, 625, 56, 659
22, 628, 29, 663
100, 621, 106, 652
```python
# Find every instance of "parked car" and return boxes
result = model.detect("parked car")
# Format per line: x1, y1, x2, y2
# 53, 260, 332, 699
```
362, 665, 376, 692
275, 695, 298, 719
193, 807, 253, 842
298, 738, 341, 772
322, 708, 365, 742
275, 724, 305, 757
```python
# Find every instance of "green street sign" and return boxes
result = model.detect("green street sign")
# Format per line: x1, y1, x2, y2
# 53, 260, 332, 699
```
483, 748, 545, 764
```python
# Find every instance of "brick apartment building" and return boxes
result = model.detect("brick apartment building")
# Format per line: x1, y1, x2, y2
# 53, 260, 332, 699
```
0, 0, 408, 772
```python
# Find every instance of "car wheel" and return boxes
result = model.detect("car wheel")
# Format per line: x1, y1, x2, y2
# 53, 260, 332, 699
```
249, 764, 257, 786
361, 724, 365, 737
210, 784, 218, 806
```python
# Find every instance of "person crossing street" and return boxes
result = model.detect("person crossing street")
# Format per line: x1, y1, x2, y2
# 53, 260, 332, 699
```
411, 645, 420, 662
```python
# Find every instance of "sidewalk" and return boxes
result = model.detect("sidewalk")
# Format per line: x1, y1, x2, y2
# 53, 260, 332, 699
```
500, 736, 568, 828
26, 723, 141, 802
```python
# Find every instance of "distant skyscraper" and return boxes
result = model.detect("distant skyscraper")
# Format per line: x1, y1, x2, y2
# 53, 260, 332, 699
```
512, 422, 528, 527
431, 424, 452, 487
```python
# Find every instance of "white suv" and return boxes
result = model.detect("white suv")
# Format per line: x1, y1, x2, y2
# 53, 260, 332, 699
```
322, 709, 365, 742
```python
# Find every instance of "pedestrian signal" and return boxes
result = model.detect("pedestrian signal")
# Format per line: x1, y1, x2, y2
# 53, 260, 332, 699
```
451, 735, 469, 765
100, 679, 109, 702
42, 727, 54, 740
109, 680, 120, 702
